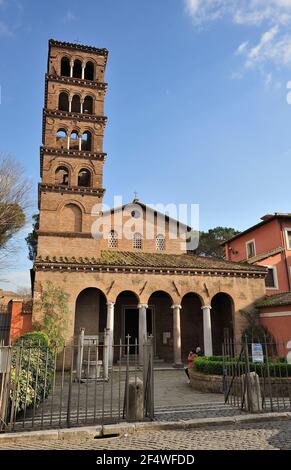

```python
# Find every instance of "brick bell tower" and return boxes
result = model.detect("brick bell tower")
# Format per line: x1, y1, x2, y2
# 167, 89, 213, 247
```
37, 39, 108, 259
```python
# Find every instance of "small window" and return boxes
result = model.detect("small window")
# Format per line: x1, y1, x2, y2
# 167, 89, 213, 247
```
133, 232, 143, 250
108, 230, 118, 248
56, 129, 67, 148
78, 168, 91, 187
55, 166, 69, 186
71, 95, 81, 113
84, 61, 94, 80
70, 131, 79, 150
83, 96, 93, 114
61, 57, 70, 77
246, 240, 256, 259
73, 59, 82, 78
285, 230, 291, 250
81, 131, 92, 151
265, 267, 278, 289
156, 234, 165, 251
58, 92, 69, 111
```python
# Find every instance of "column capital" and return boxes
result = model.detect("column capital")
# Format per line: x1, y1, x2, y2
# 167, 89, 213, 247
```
201, 305, 212, 310
171, 304, 182, 310
107, 301, 115, 307
138, 303, 148, 309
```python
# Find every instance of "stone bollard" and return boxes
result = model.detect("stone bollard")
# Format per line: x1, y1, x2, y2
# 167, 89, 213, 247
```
241, 372, 262, 413
126, 377, 144, 421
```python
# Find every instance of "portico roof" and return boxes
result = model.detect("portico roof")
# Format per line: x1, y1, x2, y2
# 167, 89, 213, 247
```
35, 250, 267, 277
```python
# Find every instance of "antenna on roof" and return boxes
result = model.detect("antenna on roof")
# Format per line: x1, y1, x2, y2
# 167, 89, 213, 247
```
133, 191, 139, 202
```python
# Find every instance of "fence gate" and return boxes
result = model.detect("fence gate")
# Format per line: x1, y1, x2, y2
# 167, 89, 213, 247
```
223, 335, 291, 413
0, 334, 154, 433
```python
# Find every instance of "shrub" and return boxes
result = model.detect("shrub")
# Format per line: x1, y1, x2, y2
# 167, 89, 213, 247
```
10, 331, 55, 413
193, 356, 291, 378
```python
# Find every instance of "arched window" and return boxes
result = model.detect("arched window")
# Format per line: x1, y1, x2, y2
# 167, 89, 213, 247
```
81, 131, 92, 151
156, 234, 166, 251
133, 232, 143, 250
78, 168, 91, 187
71, 95, 81, 113
61, 57, 70, 77
55, 166, 69, 186
58, 92, 69, 111
60, 204, 82, 232
108, 230, 118, 248
70, 131, 79, 150
56, 129, 67, 149
83, 96, 93, 114
84, 61, 94, 80
73, 59, 82, 78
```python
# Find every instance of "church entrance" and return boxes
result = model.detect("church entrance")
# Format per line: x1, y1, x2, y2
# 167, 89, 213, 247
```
124, 307, 153, 354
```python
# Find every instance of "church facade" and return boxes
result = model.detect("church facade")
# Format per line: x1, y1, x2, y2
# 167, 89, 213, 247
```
33, 39, 267, 366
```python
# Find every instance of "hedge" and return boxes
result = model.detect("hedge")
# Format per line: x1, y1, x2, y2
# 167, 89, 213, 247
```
194, 356, 291, 378
10, 331, 55, 413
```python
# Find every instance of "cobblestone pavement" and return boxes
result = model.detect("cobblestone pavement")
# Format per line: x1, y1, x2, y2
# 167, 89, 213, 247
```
1, 420, 291, 450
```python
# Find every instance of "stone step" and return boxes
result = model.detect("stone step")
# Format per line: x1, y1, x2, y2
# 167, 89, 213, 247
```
117, 356, 165, 364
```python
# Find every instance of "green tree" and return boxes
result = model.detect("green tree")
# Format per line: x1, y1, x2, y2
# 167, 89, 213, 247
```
25, 213, 39, 261
195, 227, 240, 259
33, 281, 69, 350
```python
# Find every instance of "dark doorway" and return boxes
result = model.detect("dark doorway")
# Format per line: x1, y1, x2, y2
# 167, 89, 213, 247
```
124, 308, 138, 354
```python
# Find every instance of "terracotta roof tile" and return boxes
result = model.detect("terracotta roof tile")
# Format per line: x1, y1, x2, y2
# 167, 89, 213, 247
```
256, 292, 291, 308
36, 250, 267, 273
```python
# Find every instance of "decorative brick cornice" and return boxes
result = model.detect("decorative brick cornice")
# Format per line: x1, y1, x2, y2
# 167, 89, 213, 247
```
38, 183, 105, 197
40, 147, 106, 177
49, 39, 109, 63
43, 108, 108, 125
37, 231, 93, 239
34, 251, 267, 279
46, 74, 107, 91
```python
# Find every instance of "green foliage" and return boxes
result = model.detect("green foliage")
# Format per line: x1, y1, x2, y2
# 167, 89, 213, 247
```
33, 281, 69, 350
194, 227, 240, 259
25, 213, 39, 262
193, 356, 291, 378
0, 202, 25, 248
10, 331, 55, 413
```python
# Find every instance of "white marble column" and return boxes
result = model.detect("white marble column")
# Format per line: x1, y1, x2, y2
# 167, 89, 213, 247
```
68, 96, 72, 113
106, 302, 115, 367
201, 305, 213, 356
172, 304, 182, 367
138, 304, 148, 365
81, 63, 85, 80
70, 60, 74, 78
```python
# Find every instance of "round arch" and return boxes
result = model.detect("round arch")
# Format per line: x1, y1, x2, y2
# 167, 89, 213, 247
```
211, 292, 234, 355
181, 293, 203, 360
147, 290, 173, 362
74, 287, 107, 336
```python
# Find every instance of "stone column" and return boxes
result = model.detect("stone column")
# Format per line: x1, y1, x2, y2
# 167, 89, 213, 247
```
81, 63, 85, 80
172, 304, 182, 368
70, 60, 74, 78
201, 305, 213, 356
138, 304, 148, 365
106, 302, 115, 367
68, 96, 72, 113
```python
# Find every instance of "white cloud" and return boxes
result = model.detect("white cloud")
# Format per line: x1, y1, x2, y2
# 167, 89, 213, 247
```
63, 10, 76, 23
0, 20, 13, 36
185, 0, 291, 80
184, 0, 291, 26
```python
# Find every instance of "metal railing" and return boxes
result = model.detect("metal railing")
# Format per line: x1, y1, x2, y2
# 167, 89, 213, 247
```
0, 335, 154, 433
223, 335, 291, 413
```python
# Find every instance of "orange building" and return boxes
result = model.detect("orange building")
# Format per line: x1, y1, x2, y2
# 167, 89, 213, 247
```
224, 213, 291, 295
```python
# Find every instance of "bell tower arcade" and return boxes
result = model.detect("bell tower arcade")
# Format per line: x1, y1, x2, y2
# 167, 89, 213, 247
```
37, 39, 108, 258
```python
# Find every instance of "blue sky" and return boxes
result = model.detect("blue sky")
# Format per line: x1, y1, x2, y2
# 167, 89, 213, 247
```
1, 0, 291, 291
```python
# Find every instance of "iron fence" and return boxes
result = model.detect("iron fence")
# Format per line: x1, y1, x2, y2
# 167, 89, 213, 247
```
0, 335, 154, 433
223, 335, 291, 413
